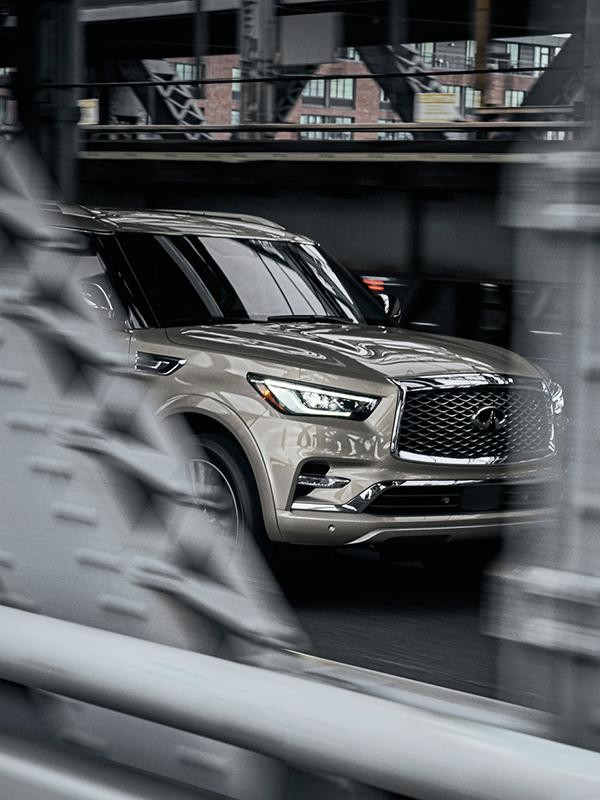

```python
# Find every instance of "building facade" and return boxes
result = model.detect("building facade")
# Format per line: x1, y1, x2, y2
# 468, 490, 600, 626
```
168, 35, 567, 141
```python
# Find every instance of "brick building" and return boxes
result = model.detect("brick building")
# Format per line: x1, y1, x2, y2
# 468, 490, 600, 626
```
169, 35, 567, 141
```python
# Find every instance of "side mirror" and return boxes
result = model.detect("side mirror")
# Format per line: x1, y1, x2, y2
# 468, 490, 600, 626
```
81, 280, 116, 320
376, 292, 403, 326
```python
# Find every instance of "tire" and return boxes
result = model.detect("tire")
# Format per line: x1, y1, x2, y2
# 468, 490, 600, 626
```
181, 431, 275, 566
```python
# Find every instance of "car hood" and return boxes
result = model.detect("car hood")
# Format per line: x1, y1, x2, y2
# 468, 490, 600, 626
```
166, 322, 541, 382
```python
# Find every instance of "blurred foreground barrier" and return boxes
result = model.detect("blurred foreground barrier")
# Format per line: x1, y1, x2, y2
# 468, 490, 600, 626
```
0, 732, 210, 800
0, 605, 600, 800
0, 136, 307, 799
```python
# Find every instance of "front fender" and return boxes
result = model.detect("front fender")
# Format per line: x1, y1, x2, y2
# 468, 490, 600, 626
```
157, 394, 282, 542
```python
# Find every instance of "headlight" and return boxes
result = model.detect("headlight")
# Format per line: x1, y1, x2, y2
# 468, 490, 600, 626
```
248, 375, 380, 420
549, 380, 564, 415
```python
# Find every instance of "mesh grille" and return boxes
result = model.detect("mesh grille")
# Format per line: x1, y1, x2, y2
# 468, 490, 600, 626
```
396, 385, 553, 462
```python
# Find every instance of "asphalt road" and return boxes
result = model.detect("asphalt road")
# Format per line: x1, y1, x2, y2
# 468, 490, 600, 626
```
282, 554, 498, 699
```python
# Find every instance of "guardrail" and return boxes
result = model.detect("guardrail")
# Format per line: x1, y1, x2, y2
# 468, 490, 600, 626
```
2, 605, 600, 800
79, 121, 582, 134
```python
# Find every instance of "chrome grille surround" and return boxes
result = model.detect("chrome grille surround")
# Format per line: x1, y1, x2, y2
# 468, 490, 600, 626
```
390, 374, 556, 466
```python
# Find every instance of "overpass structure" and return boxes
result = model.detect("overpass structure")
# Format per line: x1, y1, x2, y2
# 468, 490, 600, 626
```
2, 1, 585, 60
1, 0, 585, 351
5, 0, 585, 186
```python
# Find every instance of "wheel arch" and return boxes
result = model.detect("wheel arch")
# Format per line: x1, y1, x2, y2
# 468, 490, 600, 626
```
159, 396, 282, 542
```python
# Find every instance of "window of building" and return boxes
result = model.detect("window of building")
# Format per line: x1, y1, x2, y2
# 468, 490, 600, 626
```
329, 78, 354, 106
464, 87, 481, 109
300, 113, 323, 140
338, 47, 360, 61
377, 119, 413, 141
379, 87, 391, 108
534, 45, 551, 74
441, 84, 461, 97
419, 42, 435, 66
544, 130, 567, 141
505, 42, 520, 67
329, 115, 353, 139
174, 62, 197, 83
504, 89, 525, 106
231, 109, 240, 126
302, 78, 355, 108
302, 78, 326, 104
231, 66, 241, 100
299, 114, 353, 141
465, 40, 476, 67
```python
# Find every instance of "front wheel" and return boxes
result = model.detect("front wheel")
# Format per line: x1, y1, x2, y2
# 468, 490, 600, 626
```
183, 431, 273, 566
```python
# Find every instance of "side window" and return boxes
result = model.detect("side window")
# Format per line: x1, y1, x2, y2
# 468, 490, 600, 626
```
116, 233, 212, 327
72, 235, 132, 329
94, 235, 152, 328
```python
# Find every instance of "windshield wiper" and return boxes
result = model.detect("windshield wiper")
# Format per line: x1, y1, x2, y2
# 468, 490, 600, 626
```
266, 314, 355, 324
190, 316, 257, 325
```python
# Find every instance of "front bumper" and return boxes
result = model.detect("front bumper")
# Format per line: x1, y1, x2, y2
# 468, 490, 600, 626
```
278, 472, 559, 546
248, 379, 563, 547
278, 498, 555, 547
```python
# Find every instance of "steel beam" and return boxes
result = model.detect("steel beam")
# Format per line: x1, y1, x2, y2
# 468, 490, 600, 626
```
522, 34, 584, 109
473, 0, 491, 97
239, 0, 275, 131
15, 0, 81, 200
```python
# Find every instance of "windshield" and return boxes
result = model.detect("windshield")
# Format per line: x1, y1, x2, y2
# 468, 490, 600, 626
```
116, 233, 386, 328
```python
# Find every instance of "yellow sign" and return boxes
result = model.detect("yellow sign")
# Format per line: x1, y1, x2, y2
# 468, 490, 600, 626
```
414, 93, 460, 123
78, 98, 99, 126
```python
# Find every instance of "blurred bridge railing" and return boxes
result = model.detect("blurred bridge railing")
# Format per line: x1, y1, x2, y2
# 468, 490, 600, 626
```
1, 604, 600, 800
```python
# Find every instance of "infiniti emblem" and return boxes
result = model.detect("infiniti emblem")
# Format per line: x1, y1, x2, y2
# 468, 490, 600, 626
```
471, 406, 507, 433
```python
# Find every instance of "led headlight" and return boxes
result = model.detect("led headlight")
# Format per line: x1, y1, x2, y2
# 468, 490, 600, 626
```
248, 375, 380, 420
549, 380, 564, 415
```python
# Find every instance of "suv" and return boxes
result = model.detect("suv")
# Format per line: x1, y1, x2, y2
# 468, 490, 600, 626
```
49, 204, 564, 563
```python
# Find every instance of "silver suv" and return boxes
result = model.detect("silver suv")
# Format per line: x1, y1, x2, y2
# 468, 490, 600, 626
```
50, 204, 564, 563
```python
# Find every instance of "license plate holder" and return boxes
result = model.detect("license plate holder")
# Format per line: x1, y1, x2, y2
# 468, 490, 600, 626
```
462, 484, 502, 512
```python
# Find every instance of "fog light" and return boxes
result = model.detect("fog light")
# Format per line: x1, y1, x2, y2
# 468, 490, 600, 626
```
297, 474, 350, 489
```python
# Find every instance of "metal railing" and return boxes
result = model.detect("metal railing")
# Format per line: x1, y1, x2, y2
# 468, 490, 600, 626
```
1, 605, 600, 800
78, 121, 581, 134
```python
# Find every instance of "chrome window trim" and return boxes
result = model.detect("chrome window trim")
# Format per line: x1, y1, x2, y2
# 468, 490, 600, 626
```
388, 373, 557, 466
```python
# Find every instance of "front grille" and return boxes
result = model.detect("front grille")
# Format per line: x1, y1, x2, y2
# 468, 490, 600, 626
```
395, 384, 553, 463
366, 482, 557, 516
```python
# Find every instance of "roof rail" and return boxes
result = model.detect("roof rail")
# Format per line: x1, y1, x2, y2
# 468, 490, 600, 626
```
151, 207, 287, 230
37, 201, 97, 219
